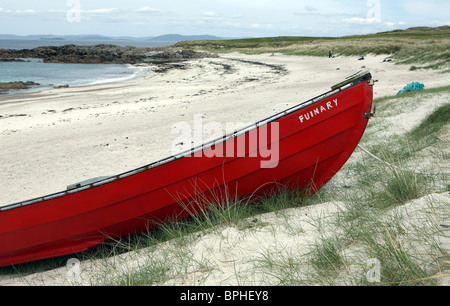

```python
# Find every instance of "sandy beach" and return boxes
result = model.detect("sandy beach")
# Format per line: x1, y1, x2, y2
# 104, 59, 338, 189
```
0, 52, 449, 286
1, 53, 448, 206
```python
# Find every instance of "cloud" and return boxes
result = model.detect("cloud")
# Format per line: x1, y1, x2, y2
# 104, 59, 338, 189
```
83, 8, 119, 14
304, 5, 317, 12
428, 20, 450, 26
342, 17, 406, 27
0, 7, 32, 14
203, 12, 216, 17
342, 17, 380, 25
48, 9, 66, 13
229, 13, 243, 19
387, 21, 407, 27
136, 7, 160, 13
250, 23, 273, 30
15, 9, 36, 14
294, 10, 356, 18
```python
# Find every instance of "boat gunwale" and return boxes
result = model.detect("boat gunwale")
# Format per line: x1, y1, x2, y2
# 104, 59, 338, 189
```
0, 71, 372, 212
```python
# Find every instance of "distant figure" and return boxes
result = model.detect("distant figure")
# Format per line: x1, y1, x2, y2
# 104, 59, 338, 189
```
358, 56, 365, 60
329, 50, 332, 58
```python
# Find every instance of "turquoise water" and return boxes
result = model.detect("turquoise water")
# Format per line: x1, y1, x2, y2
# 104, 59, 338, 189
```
0, 39, 166, 94
0, 59, 145, 94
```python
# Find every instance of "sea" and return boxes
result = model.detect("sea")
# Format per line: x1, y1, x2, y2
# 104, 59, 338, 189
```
0, 39, 173, 95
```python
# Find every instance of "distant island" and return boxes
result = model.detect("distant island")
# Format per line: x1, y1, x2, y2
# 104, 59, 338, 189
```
41, 38, 66, 41
0, 34, 228, 43
149, 34, 224, 42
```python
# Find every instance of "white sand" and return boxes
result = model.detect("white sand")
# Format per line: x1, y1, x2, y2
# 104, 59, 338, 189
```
0, 53, 449, 286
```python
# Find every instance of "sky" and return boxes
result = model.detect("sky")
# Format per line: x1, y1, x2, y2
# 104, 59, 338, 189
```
0, 0, 449, 38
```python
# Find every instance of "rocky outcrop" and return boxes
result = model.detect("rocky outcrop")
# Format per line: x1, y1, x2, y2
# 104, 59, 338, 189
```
0, 81, 40, 93
0, 58, 27, 62
0, 45, 218, 94
0, 44, 218, 65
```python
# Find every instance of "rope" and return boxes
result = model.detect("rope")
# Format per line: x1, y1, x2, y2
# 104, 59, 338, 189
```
356, 145, 450, 176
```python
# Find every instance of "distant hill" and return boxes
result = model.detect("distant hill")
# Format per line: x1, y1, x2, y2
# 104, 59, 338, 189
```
374, 25, 450, 37
0, 34, 124, 41
149, 34, 224, 42
0, 34, 225, 42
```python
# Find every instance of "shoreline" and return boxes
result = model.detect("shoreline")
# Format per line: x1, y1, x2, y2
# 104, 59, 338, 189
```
0, 62, 151, 96
0, 44, 217, 96
1, 53, 449, 207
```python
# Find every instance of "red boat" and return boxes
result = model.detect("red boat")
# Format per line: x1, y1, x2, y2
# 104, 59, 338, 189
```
0, 71, 374, 267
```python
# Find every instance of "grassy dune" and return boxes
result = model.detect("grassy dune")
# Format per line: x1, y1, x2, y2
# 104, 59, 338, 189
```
175, 26, 450, 71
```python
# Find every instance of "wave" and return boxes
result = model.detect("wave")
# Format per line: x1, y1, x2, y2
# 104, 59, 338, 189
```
0, 62, 150, 95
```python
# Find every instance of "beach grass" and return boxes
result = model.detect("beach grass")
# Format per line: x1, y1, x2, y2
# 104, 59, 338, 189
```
409, 103, 450, 143
174, 26, 450, 70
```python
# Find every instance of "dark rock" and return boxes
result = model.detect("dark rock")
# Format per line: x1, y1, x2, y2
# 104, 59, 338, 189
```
54, 84, 70, 89
0, 81, 40, 92
0, 44, 217, 65
0, 58, 27, 62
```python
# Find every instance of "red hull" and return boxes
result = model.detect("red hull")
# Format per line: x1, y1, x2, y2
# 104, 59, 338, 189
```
0, 72, 373, 267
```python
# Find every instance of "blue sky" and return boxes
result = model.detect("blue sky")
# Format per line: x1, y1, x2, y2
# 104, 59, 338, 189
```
1, 0, 449, 37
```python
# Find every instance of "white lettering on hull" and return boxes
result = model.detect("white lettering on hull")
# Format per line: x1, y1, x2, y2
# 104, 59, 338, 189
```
299, 99, 338, 123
